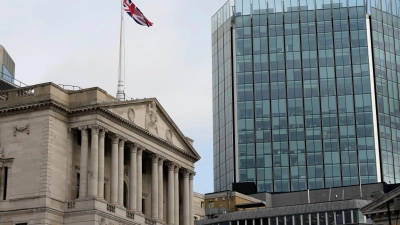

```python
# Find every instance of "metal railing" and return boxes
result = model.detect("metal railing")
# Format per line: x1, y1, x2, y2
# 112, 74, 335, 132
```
0, 72, 27, 88
57, 84, 82, 91
206, 207, 228, 216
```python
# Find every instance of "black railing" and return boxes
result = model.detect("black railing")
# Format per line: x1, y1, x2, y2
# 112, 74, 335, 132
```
58, 84, 82, 91
0, 72, 27, 88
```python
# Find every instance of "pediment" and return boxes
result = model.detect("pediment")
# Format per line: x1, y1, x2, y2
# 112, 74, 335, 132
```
361, 186, 400, 214
101, 99, 200, 160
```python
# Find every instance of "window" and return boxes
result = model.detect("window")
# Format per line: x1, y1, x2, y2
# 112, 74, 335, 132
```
336, 211, 344, 224
344, 210, 352, 224
303, 214, 310, 225
143, 158, 147, 174
327, 212, 335, 225
201, 201, 204, 208
16, 223, 28, 225
294, 215, 301, 225
319, 212, 327, 225
142, 198, 146, 214
3, 167, 8, 200
286, 215, 293, 225
104, 183, 106, 200
76, 173, 80, 199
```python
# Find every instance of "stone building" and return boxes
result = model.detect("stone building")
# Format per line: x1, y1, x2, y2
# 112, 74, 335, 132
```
0, 82, 200, 225
193, 192, 205, 221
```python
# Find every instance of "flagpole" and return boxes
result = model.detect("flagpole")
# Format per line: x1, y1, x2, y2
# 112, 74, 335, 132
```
116, 0, 125, 101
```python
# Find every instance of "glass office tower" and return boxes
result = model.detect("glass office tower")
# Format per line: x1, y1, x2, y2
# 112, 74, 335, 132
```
212, 0, 400, 193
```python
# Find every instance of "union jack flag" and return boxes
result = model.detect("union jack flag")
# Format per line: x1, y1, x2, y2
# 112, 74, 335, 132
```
123, 0, 153, 27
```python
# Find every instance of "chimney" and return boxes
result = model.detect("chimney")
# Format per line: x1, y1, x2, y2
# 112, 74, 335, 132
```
186, 137, 194, 146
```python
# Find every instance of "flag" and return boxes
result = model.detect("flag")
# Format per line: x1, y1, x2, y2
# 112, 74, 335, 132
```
123, 0, 153, 27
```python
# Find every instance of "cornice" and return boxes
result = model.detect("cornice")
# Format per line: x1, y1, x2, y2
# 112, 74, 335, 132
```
360, 186, 400, 213
70, 106, 199, 162
0, 100, 199, 162
0, 100, 70, 117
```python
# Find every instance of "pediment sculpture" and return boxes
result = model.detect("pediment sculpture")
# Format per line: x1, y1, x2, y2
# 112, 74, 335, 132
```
145, 101, 158, 135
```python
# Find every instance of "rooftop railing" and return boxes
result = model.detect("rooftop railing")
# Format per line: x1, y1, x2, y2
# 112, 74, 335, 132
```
0, 72, 27, 88
57, 84, 82, 91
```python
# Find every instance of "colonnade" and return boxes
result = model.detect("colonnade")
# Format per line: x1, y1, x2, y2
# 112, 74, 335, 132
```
73, 125, 195, 225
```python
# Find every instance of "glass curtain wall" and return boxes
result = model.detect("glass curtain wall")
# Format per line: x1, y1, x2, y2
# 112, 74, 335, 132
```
370, 0, 400, 184
235, 0, 377, 192
212, 2, 235, 191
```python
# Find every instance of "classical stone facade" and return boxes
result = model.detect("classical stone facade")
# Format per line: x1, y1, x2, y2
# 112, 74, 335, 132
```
193, 192, 205, 221
0, 83, 200, 225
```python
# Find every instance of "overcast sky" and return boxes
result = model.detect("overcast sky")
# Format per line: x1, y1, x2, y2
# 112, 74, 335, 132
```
0, 0, 230, 194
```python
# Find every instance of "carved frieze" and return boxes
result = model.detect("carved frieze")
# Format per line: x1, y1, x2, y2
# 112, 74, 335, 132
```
14, 124, 29, 137
145, 101, 158, 135
166, 129, 173, 144
128, 108, 135, 123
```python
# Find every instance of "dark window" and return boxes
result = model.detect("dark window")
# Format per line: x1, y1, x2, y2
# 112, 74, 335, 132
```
123, 182, 128, 208
327, 212, 335, 225
311, 213, 318, 225
76, 173, 80, 199
255, 218, 261, 225
303, 214, 309, 225
286, 215, 293, 225
104, 183, 106, 200
319, 213, 326, 225
16, 223, 28, 225
143, 158, 147, 174
344, 210, 352, 224
271, 217, 277, 225
142, 198, 145, 214
3, 167, 8, 200
239, 220, 246, 225
336, 211, 343, 224
77, 130, 81, 145
294, 215, 301, 225
263, 218, 269, 225
247, 219, 253, 225
278, 217, 284, 225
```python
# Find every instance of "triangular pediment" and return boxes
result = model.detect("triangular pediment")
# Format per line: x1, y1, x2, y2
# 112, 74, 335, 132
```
100, 98, 200, 161
361, 186, 400, 214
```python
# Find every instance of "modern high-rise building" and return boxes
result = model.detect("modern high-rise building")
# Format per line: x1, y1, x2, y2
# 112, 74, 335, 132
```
0, 45, 18, 90
212, 0, 400, 193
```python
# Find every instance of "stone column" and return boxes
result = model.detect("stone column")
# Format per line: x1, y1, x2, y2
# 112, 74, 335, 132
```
183, 169, 189, 225
174, 165, 180, 225
189, 173, 195, 225
79, 126, 88, 199
66, 128, 73, 200
158, 157, 165, 222
167, 162, 175, 225
129, 143, 138, 211
98, 129, 106, 199
111, 135, 119, 204
89, 126, 99, 197
118, 139, 125, 206
151, 154, 159, 220
137, 147, 143, 213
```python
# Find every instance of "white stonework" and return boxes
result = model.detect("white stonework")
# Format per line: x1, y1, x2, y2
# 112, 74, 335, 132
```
0, 83, 200, 225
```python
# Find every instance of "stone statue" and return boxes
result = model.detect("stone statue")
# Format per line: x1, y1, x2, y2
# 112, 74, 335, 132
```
145, 101, 158, 134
